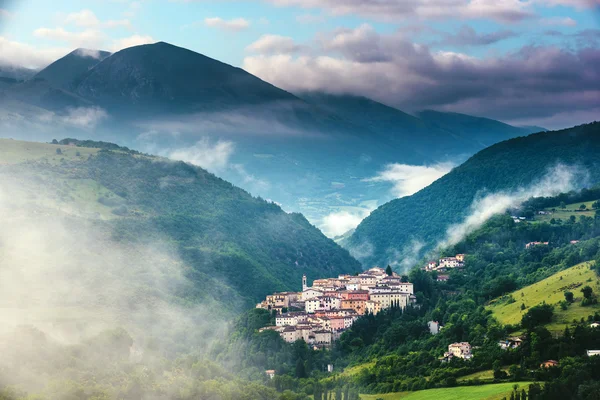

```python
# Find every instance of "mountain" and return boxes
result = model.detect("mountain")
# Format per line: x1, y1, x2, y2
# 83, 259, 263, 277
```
34, 48, 111, 89
71, 41, 304, 114
416, 109, 541, 148
346, 122, 600, 267
0, 64, 37, 81
299, 93, 537, 162
0, 42, 549, 231
0, 138, 361, 307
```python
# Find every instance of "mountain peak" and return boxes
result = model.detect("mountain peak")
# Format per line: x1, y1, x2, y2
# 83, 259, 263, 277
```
70, 48, 111, 60
71, 40, 299, 114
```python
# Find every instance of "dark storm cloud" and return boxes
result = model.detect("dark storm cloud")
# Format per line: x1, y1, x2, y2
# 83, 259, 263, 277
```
244, 25, 600, 128
440, 25, 519, 46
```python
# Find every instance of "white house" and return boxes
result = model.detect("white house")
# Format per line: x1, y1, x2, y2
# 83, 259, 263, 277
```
302, 288, 324, 301
305, 299, 321, 313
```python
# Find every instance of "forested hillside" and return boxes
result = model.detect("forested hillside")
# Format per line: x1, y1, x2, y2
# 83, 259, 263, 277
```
222, 191, 600, 399
0, 139, 360, 307
348, 122, 600, 267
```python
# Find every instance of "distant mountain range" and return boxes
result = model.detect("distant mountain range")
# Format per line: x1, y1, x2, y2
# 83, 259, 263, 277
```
0, 41, 543, 234
346, 122, 600, 268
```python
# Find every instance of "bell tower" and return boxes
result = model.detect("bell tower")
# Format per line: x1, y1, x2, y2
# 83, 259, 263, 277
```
302, 274, 307, 291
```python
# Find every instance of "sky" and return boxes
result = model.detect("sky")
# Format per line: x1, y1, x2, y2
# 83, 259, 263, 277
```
0, 0, 598, 128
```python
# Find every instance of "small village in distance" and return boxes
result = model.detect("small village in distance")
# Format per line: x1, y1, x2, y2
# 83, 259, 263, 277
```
256, 253, 469, 351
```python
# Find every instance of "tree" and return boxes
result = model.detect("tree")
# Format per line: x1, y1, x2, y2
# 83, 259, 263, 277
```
401, 275, 409, 283
521, 303, 526, 311
592, 201, 600, 210
385, 265, 393, 276
564, 291, 574, 303
295, 359, 306, 378
560, 201, 566, 209
580, 204, 587, 210
56, 148, 62, 155
521, 303, 554, 330
581, 286, 593, 300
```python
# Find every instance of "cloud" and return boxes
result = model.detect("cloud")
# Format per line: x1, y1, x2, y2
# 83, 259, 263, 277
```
204, 17, 250, 31
64, 9, 101, 27
246, 34, 303, 54
231, 163, 271, 192
267, 0, 535, 23
33, 27, 106, 49
167, 137, 235, 172
320, 208, 372, 238
437, 163, 585, 249
541, 16, 578, 26
365, 162, 455, 198
62, 9, 132, 29
60, 107, 109, 128
110, 34, 154, 51
440, 25, 518, 46
243, 24, 600, 129
0, 36, 67, 69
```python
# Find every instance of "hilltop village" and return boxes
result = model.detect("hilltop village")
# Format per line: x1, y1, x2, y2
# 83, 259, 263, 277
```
257, 267, 417, 347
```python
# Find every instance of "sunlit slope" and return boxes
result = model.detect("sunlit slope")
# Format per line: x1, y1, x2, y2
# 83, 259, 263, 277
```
487, 262, 600, 331
361, 382, 534, 400
0, 138, 98, 164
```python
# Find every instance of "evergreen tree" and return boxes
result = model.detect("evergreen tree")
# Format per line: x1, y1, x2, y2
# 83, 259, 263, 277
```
386, 265, 393, 276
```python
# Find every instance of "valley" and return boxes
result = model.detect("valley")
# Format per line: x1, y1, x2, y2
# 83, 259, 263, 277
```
0, 4, 598, 397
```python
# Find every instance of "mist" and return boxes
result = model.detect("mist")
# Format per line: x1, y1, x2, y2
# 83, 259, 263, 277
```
0, 171, 232, 397
436, 163, 586, 250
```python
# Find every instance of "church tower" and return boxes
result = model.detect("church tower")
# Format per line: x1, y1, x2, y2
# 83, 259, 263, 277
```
302, 274, 307, 291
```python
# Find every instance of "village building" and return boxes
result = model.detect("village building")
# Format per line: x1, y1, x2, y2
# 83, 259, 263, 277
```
439, 257, 461, 269
437, 274, 450, 282
590, 322, 600, 328
265, 370, 276, 379
302, 288, 324, 301
281, 326, 300, 343
428, 321, 441, 335
445, 342, 472, 359
586, 350, 600, 357
314, 330, 332, 346
346, 282, 361, 291
498, 337, 522, 350
526, 241, 549, 249
369, 291, 411, 310
329, 316, 346, 331
340, 290, 370, 300
340, 298, 367, 315
305, 299, 322, 313
358, 274, 378, 287
540, 360, 559, 368
365, 299, 382, 315
318, 296, 341, 310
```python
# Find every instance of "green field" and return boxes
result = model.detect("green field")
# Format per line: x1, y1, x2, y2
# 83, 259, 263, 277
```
0, 138, 99, 165
533, 199, 597, 223
487, 262, 600, 332
361, 382, 534, 400
0, 139, 130, 219
457, 369, 511, 383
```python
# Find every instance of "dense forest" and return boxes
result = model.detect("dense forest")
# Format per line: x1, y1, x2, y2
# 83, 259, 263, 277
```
347, 122, 600, 268
217, 193, 600, 399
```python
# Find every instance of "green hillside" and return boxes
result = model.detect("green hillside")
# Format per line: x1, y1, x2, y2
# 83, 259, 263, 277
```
348, 122, 600, 267
487, 262, 600, 332
0, 138, 361, 307
361, 382, 534, 400
534, 199, 597, 223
